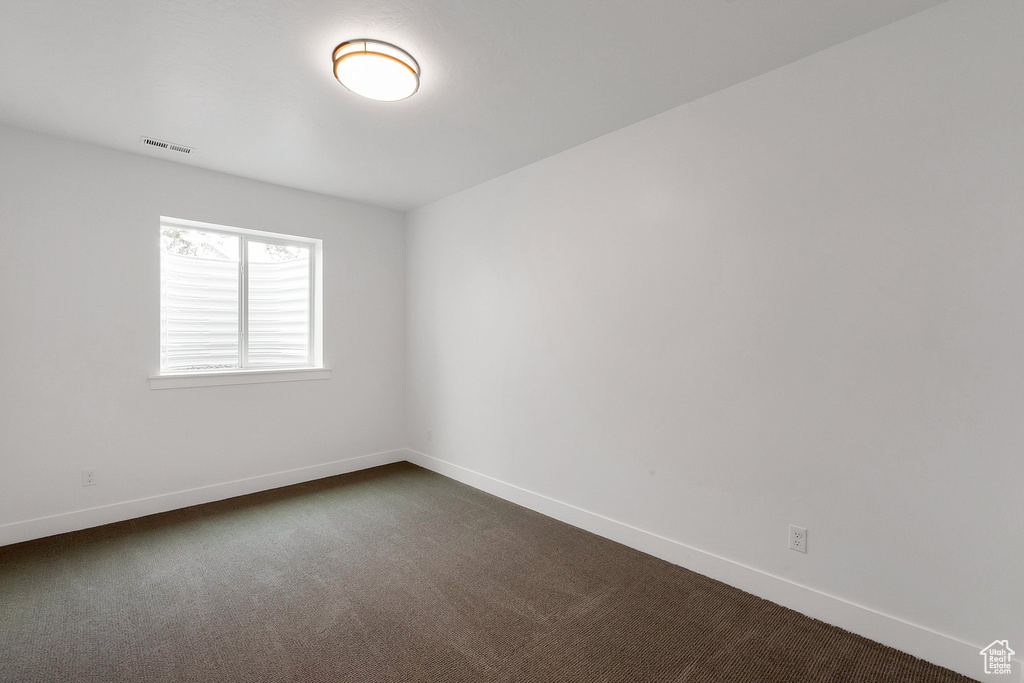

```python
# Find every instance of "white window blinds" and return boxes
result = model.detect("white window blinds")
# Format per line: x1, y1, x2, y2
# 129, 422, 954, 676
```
246, 241, 311, 367
159, 221, 318, 373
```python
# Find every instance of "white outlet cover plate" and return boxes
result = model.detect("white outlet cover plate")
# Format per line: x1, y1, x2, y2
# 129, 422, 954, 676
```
789, 525, 807, 553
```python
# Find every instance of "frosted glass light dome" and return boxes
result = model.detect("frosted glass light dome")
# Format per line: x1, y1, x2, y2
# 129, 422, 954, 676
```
333, 40, 420, 102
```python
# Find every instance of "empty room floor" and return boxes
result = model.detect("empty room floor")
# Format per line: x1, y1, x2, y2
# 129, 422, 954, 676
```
0, 463, 971, 682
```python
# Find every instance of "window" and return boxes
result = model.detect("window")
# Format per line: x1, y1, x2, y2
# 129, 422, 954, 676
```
157, 217, 323, 380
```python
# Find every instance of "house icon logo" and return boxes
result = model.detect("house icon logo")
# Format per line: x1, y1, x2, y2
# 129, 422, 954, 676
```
980, 640, 1015, 676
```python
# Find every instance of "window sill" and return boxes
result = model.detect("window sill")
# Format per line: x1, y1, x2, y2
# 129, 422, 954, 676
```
149, 367, 331, 390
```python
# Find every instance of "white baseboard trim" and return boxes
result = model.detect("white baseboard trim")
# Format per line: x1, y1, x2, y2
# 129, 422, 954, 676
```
403, 449, 984, 680
0, 448, 407, 548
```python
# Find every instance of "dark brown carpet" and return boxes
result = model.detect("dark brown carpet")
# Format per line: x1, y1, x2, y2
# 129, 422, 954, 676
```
0, 462, 971, 682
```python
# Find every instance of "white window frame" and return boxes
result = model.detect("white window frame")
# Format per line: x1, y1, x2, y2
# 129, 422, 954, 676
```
150, 216, 327, 389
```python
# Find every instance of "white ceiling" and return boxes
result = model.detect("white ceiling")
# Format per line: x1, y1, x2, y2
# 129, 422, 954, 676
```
0, 0, 946, 210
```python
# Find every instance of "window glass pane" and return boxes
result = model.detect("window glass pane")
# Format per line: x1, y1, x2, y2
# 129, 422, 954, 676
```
160, 227, 240, 371
246, 241, 311, 366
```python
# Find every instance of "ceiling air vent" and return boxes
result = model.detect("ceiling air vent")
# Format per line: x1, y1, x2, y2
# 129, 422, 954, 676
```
140, 136, 193, 155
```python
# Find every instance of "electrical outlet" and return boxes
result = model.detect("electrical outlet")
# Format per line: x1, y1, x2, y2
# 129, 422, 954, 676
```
789, 525, 807, 553
82, 469, 96, 487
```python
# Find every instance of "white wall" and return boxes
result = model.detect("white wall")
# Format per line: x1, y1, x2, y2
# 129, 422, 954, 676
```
0, 125, 407, 538
407, 0, 1023, 673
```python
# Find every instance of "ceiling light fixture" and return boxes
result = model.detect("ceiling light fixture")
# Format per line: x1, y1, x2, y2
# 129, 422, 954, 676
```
332, 39, 420, 102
